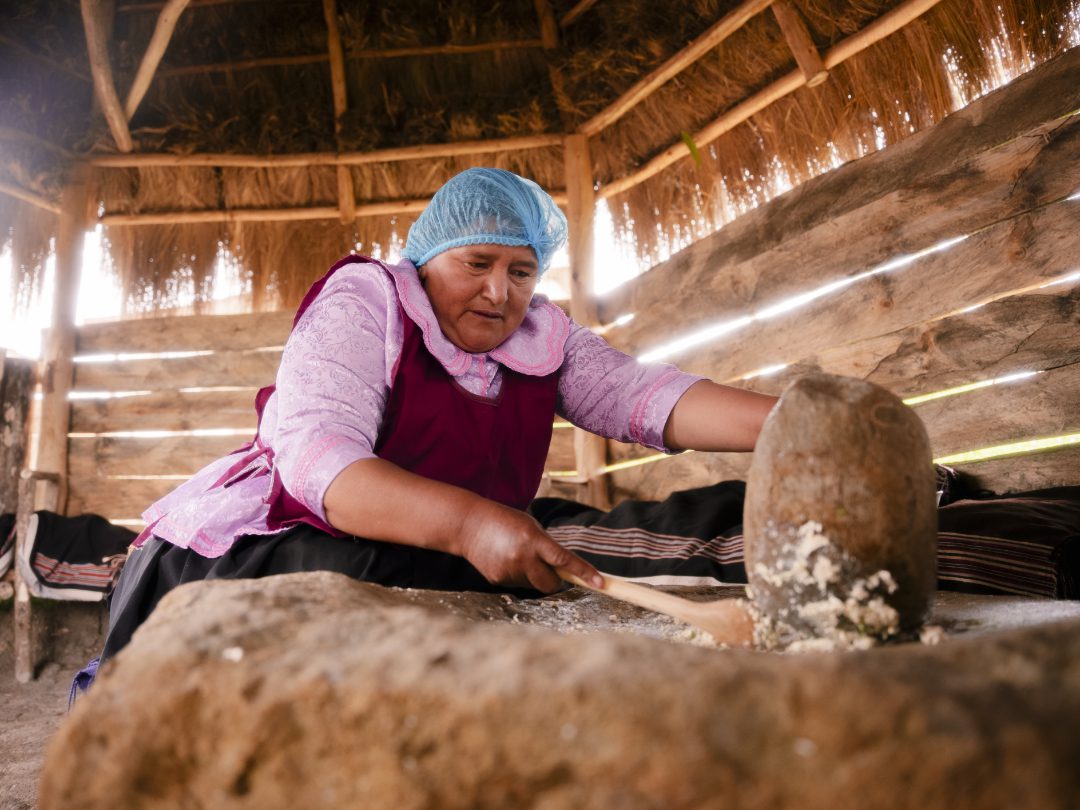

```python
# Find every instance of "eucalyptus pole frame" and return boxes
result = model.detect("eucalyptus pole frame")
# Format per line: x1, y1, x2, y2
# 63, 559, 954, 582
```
563, 134, 611, 509
322, 0, 356, 224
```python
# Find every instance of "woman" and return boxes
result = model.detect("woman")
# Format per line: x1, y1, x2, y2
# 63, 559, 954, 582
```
84, 167, 777, 686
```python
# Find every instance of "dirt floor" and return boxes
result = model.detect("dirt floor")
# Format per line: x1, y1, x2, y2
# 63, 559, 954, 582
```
3, 591, 1080, 809
0, 600, 107, 810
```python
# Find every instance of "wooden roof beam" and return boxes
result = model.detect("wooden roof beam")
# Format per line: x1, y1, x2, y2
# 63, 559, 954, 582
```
322, 0, 355, 224
80, 0, 134, 152
599, 0, 946, 200
157, 40, 544, 79
98, 190, 570, 226
0, 180, 61, 214
534, 0, 576, 130
579, 0, 776, 137
86, 132, 565, 168
560, 0, 601, 29
771, 0, 828, 87
124, 0, 190, 120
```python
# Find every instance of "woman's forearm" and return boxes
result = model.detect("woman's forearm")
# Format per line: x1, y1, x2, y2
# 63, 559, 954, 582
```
322, 457, 604, 591
323, 457, 478, 555
662, 380, 778, 452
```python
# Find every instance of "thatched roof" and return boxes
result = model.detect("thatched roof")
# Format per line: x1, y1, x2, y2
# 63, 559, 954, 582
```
1, 0, 1077, 314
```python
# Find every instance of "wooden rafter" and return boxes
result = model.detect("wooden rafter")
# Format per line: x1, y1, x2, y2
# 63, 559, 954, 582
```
599, 0, 947, 199
80, 0, 134, 152
0, 180, 61, 214
124, 0, 190, 120
579, 0, 776, 137
771, 0, 828, 87
157, 39, 545, 79
98, 190, 570, 226
86, 133, 565, 168
560, 0, 601, 29
534, 0, 576, 130
322, 0, 356, 224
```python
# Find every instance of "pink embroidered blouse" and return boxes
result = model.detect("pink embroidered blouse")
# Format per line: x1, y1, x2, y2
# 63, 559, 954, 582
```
139, 257, 704, 557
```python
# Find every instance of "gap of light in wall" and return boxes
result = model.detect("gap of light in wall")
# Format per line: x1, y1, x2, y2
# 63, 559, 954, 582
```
1039, 270, 1080, 288
178, 385, 260, 394
74, 349, 214, 363
741, 363, 788, 381
934, 433, 1080, 465
636, 235, 968, 363
552, 421, 574, 430
106, 474, 190, 480
67, 389, 152, 400
67, 428, 252, 439
902, 370, 1040, 406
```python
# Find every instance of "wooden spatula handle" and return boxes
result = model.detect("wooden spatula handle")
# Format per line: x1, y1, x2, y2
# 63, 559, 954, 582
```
557, 568, 708, 626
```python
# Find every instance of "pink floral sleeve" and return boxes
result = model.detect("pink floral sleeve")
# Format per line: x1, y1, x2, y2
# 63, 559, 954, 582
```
267, 262, 403, 520
556, 322, 704, 452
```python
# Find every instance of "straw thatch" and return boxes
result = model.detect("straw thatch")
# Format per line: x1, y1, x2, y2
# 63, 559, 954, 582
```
1, 0, 1078, 314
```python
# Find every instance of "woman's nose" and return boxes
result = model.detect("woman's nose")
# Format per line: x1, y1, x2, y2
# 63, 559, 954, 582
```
481, 270, 509, 304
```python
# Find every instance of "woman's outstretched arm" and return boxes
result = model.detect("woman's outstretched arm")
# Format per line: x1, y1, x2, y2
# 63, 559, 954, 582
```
662, 380, 778, 452
324, 457, 605, 593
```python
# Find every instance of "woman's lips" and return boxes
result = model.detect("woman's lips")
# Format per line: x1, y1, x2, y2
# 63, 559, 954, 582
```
470, 310, 503, 320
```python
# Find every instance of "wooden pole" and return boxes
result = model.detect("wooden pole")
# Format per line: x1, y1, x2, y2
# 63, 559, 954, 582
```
80, 0, 134, 152
0, 180, 61, 214
563, 133, 610, 509
559, 0, 600, 28
598, 0, 945, 199
771, 0, 828, 87
533, 0, 575, 130
124, 0, 190, 119
87, 132, 565, 168
579, 0, 776, 137
157, 39, 545, 78
35, 164, 91, 507
99, 191, 569, 225
322, 0, 356, 224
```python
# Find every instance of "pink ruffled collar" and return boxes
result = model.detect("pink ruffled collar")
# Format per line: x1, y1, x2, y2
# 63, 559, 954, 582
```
384, 259, 569, 377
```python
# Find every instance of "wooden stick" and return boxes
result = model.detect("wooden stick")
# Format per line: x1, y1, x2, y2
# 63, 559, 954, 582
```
99, 190, 569, 225
124, 0, 190, 120
119, 0, 265, 10
771, 0, 828, 87
322, 0, 356, 223
599, 0, 945, 199
157, 39, 545, 78
579, 0, 776, 137
87, 132, 565, 168
563, 133, 610, 508
559, 0, 600, 28
0, 180, 61, 214
534, 0, 575, 130
81, 0, 134, 152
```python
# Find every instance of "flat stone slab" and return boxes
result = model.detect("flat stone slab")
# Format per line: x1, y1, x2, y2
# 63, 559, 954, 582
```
41, 573, 1080, 809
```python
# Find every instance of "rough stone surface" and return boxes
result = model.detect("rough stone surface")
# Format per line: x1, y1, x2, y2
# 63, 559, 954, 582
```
41, 573, 1080, 810
745, 373, 937, 638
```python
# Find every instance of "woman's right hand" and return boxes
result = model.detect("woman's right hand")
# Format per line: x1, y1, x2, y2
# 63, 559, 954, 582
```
457, 499, 605, 593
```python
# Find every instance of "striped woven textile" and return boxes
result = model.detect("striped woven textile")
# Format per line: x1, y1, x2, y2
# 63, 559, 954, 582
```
532, 482, 1080, 599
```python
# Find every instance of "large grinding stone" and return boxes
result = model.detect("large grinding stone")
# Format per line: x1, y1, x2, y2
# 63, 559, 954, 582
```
41, 573, 1080, 809
745, 374, 937, 640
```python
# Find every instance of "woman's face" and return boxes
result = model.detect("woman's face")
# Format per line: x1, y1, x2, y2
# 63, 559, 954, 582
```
419, 244, 540, 353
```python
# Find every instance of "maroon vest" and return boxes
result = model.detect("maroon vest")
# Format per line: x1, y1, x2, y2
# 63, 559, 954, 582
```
261, 255, 559, 536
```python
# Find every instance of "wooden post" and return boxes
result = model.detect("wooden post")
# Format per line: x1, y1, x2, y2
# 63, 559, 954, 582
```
124, 0, 190, 120
0, 354, 33, 515
533, 0, 575, 130
14, 471, 60, 682
81, 0, 134, 152
563, 134, 610, 509
36, 164, 91, 511
771, 0, 828, 87
322, 0, 356, 224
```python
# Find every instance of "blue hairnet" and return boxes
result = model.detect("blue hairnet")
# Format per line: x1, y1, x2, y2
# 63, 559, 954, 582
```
403, 168, 567, 273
